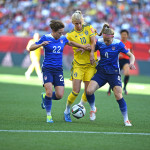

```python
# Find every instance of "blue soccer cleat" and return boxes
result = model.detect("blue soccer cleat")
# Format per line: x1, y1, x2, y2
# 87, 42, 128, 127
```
47, 115, 54, 123
41, 92, 46, 109
64, 112, 72, 122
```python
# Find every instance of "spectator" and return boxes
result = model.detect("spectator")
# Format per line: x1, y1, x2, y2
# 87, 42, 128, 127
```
0, 0, 149, 43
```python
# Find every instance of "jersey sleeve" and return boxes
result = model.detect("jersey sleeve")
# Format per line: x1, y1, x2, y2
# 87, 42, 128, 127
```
66, 33, 71, 41
119, 41, 129, 54
64, 36, 69, 44
35, 35, 45, 45
89, 25, 96, 37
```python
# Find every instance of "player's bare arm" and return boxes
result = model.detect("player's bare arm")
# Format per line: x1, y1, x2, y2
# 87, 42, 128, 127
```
126, 51, 136, 70
67, 41, 91, 50
29, 41, 49, 51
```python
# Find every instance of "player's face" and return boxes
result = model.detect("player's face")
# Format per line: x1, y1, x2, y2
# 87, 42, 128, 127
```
121, 32, 128, 41
73, 20, 82, 31
103, 35, 113, 46
53, 28, 64, 40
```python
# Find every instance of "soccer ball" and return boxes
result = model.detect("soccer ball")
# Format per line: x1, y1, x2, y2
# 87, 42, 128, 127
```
71, 104, 86, 119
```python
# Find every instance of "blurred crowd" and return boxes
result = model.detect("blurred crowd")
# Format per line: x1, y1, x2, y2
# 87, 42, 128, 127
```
0, 0, 150, 43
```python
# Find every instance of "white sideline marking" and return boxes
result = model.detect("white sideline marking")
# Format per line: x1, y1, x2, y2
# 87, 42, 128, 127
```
0, 130, 150, 136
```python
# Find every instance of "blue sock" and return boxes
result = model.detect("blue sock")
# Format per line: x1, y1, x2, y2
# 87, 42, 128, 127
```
86, 93, 96, 111
117, 97, 128, 122
52, 92, 60, 100
44, 96, 52, 115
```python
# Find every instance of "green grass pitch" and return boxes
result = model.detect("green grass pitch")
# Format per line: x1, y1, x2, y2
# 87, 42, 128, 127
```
0, 66, 150, 150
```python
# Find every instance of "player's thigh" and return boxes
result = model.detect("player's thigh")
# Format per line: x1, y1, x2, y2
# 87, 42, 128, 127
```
87, 71, 106, 95
83, 66, 96, 82
55, 86, 64, 99
83, 81, 90, 92
123, 63, 130, 75
87, 80, 99, 95
44, 82, 53, 97
92, 71, 107, 88
72, 79, 82, 93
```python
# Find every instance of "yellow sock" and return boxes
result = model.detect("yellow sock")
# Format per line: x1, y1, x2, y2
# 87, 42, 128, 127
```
67, 91, 79, 106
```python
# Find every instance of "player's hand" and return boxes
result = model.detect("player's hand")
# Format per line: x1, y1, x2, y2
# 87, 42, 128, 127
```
41, 41, 50, 46
84, 44, 91, 50
76, 48, 85, 55
129, 64, 136, 70
90, 52, 95, 65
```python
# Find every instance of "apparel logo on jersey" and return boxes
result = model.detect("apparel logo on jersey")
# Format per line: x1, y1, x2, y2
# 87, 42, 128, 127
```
60, 40, 63, 43
112, 46, 115, 50
91, 28, 94, 33
74, 72, 77, 77
75, 35, 78, 38
85, 30, 88, 35
44, 75, 47, 80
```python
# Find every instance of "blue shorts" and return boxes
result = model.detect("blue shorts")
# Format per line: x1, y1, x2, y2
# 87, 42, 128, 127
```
92, 70, 122, 89
42, 67, 64, 87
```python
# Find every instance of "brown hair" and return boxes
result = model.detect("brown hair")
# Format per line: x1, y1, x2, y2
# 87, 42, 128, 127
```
97, 23, 114, 36
49, 20, 65, 32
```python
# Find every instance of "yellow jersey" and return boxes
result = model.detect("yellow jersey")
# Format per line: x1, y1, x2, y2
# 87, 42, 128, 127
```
30, 39, 41, 60
66, 24, 97, 65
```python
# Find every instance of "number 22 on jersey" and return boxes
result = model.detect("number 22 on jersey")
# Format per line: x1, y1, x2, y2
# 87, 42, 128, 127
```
53, 46, 61, 53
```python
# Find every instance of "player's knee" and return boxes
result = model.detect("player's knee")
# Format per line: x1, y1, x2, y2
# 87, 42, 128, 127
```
56, 93, 63, 99
46, 91, 52, 97
86, 88, 94, 95
114, 92, 122, 100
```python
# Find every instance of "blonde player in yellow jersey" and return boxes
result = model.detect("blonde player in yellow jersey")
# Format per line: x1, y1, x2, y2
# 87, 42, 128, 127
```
25, 33, 42, 80
64, 10, 97, 122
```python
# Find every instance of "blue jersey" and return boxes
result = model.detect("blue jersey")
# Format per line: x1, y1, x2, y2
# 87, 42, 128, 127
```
36, 33, 69, 68
95, 38, 129, 74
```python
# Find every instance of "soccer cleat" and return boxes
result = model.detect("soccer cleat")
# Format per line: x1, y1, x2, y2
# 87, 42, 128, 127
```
124, 120, 132, 126
25, 72, 30, 80
64, 112, 72, 122
90, 107, 97, 121
41, 92, 46, 109
47, 115, 54, 123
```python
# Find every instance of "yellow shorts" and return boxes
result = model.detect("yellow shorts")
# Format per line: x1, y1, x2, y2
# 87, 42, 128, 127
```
70, 60, 97, 82
30, 51, 40, 62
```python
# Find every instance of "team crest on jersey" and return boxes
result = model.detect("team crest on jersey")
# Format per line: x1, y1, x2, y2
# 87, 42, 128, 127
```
60, 40, 63, 43
85, 30, 88, 35
112, 46, 115, 50
79, 33, 83, 36
74, 72, 77, 77
44, 75, 47, 80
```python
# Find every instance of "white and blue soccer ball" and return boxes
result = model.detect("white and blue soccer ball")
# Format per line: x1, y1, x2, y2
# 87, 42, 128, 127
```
71, 104, 86, 119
